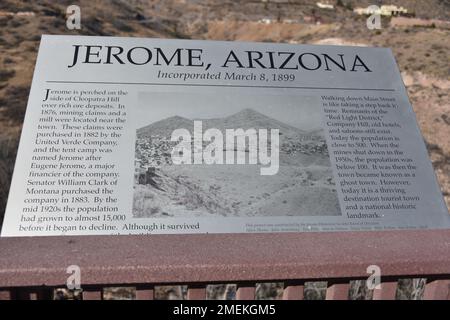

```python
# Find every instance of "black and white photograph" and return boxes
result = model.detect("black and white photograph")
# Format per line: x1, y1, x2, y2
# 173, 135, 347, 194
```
133, 91, 341, 218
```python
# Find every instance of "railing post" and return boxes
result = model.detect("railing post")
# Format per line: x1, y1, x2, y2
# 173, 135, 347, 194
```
282, 282, 304, 300
372, 281, 397, 300
82, 288, 103, 300
326, 283, 349, 300
135, 285, 154, 300
187, 285, 207, 300
12, 287, 53, 300
423, 279, 450, 300
0, 289, 13, 300
236, 283, 255, 300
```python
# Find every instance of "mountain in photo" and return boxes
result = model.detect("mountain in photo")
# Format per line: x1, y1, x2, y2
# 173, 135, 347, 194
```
136, 108, 323, 140
133, 107, 338, 219
137, 115, 193, 138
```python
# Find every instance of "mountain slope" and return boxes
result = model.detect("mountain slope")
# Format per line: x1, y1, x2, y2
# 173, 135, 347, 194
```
137, 115, 193, 138
137, 108, 320, 139
200, 108, 307, 137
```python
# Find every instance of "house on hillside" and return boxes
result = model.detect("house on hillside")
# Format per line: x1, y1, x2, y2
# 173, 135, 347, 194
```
316, 2, 334, 10
354, 5, 408, 17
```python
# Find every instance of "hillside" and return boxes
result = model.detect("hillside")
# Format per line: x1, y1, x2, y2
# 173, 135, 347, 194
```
201, 108, 308, 137
137, 108, 312, 138
0, 0, 448, 301
135, 108, 327, 168
137, 115, 193, 139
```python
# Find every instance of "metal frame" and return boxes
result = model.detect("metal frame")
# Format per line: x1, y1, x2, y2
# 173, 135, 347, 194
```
0, 229, 449, 300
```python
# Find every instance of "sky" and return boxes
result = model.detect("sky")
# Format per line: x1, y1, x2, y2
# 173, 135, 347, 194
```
136, 88, 322, 131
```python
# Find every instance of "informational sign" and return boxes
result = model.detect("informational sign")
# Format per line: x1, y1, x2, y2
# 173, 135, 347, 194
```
1, 35, 449, 236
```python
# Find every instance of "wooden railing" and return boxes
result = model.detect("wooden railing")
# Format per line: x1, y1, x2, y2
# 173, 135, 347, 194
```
0, 230, 449, 300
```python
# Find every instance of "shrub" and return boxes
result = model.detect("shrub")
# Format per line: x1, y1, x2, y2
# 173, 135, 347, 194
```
112, 20, 134, 32
1, 85, 30, 121
0, 69, 15, 82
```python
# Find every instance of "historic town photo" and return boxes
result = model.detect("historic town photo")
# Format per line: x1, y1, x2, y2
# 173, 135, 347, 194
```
132, 91, 341, 218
